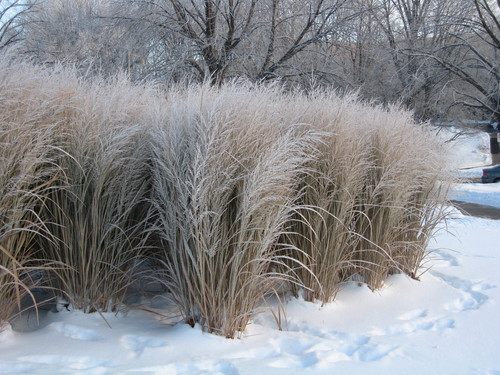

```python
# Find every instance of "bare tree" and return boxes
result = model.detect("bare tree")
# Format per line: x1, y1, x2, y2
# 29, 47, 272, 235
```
366, 0, 474, 119
14, 0, 494, 123
20, 0, 150, 77
132, 0, 259, 84
317, 0, 394, 98
427, 0, 499, 122
253, 0, 349, 82
0, 0, 36, 50
132, 0, 350, 85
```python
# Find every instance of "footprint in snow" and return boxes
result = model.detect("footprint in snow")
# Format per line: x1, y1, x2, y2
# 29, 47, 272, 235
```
446, 293, 489, 312
430, 270, 494, 312
224, 346, 280, 360
370, 316, 455, 336
269, 321, 395, 366
270, 337, 318, 355
353, 344, 397, 362
266, 337, 321, 369
268, 352, 318, 369
397, 309, 428, 321
285, 319, 369, 346
471, 282, 496, 291
134, 360, 239, 375
432, 250, 461, 267
268, 337, 395, 366
49, 322, 103, 341
17, 354, 115, 371
0, 362, 37, 374
120, 335, 169, 357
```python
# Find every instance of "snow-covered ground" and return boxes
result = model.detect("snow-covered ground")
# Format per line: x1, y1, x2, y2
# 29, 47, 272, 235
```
451, 182, 500, 208
0, 211, 498, 375
437, 127, 491, 168
451, 166, 500, 208
1, 131, 499, 375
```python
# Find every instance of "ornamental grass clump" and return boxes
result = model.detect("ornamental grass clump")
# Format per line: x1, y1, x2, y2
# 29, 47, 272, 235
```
149, 84, 316, 338
0, 55, 451, 335
352, 108, 449, 287
281, 92, 450, 302
278, 93, 375, 304
36, 80, 154, 313
38, 121, 152, 312
0, 58, 155, 313
0, 73, 59, 329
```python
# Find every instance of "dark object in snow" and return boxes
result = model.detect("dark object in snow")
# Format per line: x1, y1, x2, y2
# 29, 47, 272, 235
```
9, 288, 57, 332
482, 164, 500, 183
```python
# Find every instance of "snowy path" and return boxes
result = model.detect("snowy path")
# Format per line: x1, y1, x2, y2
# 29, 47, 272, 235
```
451, 182, 500, 209
451, 200, 500, 220
0, 212, 499, 375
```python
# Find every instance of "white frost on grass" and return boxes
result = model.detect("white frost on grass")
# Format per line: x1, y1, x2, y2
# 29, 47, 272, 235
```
0, 213, 499, 375
0, 131, 498, 374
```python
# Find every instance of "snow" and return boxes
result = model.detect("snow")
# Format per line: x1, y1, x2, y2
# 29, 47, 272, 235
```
450, 164, 500, 208
1, 131, 499, 375
437, 127, 491, 168
451, 182, 500, 208
0, 212, 499, 374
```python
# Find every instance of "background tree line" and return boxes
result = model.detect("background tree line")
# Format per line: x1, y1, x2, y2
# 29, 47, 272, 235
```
1, 0, 499, 122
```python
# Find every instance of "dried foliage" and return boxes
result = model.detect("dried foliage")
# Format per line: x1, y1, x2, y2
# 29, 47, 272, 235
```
0, 58, 60, 328
148, 84, 319, 337
0, 57, 155, 313
0, 57, 451, 336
